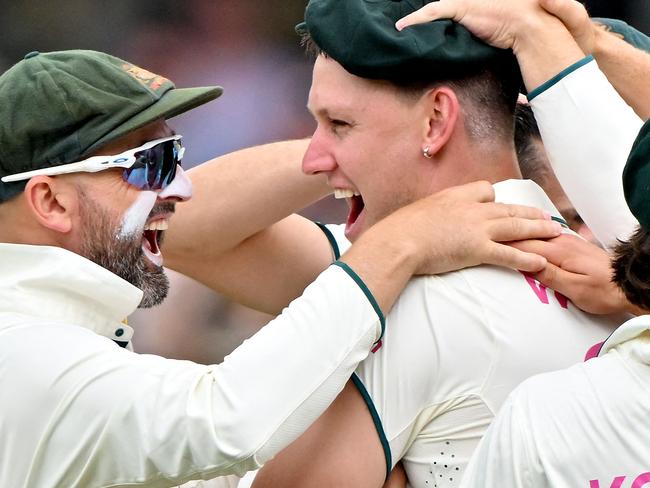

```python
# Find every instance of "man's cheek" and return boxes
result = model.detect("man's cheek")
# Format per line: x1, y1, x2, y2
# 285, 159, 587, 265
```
118, 191, 158, 239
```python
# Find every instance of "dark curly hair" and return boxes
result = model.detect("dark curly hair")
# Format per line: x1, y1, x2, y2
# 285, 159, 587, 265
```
612, 226, 650, 310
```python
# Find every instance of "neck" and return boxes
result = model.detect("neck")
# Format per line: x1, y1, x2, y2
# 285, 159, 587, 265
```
430, 141, 522, 194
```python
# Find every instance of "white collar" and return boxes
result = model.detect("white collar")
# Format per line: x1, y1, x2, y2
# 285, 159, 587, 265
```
493, 179, 568, 226
599, 315, 650, 356
0, 243, 142, 343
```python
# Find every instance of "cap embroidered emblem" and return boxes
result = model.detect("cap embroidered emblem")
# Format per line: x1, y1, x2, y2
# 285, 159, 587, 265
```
122, 64, 170, 91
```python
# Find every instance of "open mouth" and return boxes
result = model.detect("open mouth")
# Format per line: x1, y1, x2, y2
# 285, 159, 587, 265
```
141, 219, 168, 267
334, 188, 365, 241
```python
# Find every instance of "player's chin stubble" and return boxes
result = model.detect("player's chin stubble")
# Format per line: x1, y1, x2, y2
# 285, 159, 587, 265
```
78, 196, 169, 308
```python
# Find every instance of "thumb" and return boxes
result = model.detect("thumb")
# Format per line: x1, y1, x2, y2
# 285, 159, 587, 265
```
528, 261, 571, 294
539, 0, 588, 33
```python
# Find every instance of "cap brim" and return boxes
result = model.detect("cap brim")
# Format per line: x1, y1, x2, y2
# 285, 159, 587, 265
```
88, 85, 223, 154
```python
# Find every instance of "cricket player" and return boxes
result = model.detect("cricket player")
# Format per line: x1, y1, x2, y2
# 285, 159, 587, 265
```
163, 1, 626, 486
395, 0, 650, 485
0, 49, 557, 488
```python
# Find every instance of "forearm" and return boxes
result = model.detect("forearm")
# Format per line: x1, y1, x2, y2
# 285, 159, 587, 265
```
68, 266, 384, 485
340, 219, 417, 315
591, 26, 650, 121
164, 139, 329, 266
512, 14, 585, 93
202, 264, 384, 476
529, 60, 642, 249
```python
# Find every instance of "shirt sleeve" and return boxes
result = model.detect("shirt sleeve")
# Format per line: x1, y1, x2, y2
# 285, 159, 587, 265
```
529, 57, 643, 250
15, 264, 383, 486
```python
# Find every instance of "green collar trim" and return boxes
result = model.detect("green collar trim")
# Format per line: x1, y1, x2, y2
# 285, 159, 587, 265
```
332, 261, 386, 345
551, 215, 569, 228
315, 222, 341, 260
351, 373, 392, 480
528, 55, 594, 101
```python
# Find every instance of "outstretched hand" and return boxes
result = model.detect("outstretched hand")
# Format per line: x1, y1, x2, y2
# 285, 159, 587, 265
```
382, 180, 562, 276
511, 234, 634, 315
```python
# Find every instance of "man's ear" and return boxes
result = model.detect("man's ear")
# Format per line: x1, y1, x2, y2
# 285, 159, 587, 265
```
23, 176, 76, 234
421, 86, 460, 158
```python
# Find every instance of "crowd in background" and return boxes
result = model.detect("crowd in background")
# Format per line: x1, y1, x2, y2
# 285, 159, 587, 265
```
2, 0, 648, 363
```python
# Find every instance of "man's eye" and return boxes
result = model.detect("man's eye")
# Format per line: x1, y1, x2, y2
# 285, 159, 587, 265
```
329, 119, 350, 132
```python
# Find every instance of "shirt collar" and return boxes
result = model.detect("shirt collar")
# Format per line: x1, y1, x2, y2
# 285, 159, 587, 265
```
493, 179, 569, 227
598, 315, 650, 356
0, 243, 142, 343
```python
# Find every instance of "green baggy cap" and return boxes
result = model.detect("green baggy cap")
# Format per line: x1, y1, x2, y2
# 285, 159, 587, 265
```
0, 49, 223, 202
298, 0, 520, 85
624, 120, 650, 231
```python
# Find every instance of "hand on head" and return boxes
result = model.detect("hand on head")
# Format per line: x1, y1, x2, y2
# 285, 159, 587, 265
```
395, 0, 545, 50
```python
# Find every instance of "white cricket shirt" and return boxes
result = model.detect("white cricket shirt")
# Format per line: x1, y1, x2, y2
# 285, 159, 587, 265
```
0, 243, 383, 487
322, 179, 624, 488
459, 316, 650, 488
459, 56, 650, 488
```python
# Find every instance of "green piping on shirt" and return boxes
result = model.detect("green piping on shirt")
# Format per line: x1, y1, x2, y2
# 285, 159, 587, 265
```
332, 261, 386, 344
351, 373, 392, 481
315, 222, 341, 260
528, 55, 594, 101
551, 216, 569, 228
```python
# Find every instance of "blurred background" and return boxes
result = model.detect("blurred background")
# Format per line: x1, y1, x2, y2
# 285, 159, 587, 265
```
1, 1, 648, 363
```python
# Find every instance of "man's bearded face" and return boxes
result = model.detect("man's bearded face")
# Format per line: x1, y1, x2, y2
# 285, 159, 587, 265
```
78, 194, 171, 308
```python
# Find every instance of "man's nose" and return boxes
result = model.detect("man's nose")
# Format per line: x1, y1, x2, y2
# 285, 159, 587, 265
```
158, 165, 192, 202
302, 131, 338, 175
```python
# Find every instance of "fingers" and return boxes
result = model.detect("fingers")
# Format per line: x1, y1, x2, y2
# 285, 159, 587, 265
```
511, 234, 602, 267
539, 0, 587, 32
527, 261, 574, 293
395, 0, 459, 31
496, 203, 550, 221
485, 242, 548, 272
510, 238, 564, 264
489, 217, 562, 243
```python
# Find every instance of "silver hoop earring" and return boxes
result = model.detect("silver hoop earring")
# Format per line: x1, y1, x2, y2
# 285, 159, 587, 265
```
423, 146, 432, 159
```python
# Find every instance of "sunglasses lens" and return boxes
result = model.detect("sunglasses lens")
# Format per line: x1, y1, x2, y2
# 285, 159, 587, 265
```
123, 140, 181, 191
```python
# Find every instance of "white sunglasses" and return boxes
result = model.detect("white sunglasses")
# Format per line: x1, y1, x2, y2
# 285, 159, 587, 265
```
2, 135, 185, 191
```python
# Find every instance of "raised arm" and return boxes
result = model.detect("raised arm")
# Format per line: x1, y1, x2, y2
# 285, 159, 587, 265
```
164, 141, 559, 315
539, 0, 650, 120
163, 139, 337, 314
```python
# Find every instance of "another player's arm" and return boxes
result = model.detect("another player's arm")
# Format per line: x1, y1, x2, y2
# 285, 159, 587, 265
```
512, 234, 648, 316
164, 139, 336, 315
537, 0, 650, 120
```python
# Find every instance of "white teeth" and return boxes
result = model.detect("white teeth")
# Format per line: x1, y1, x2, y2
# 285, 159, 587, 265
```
334, 189, 360, 199
144, 219, 169, 231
